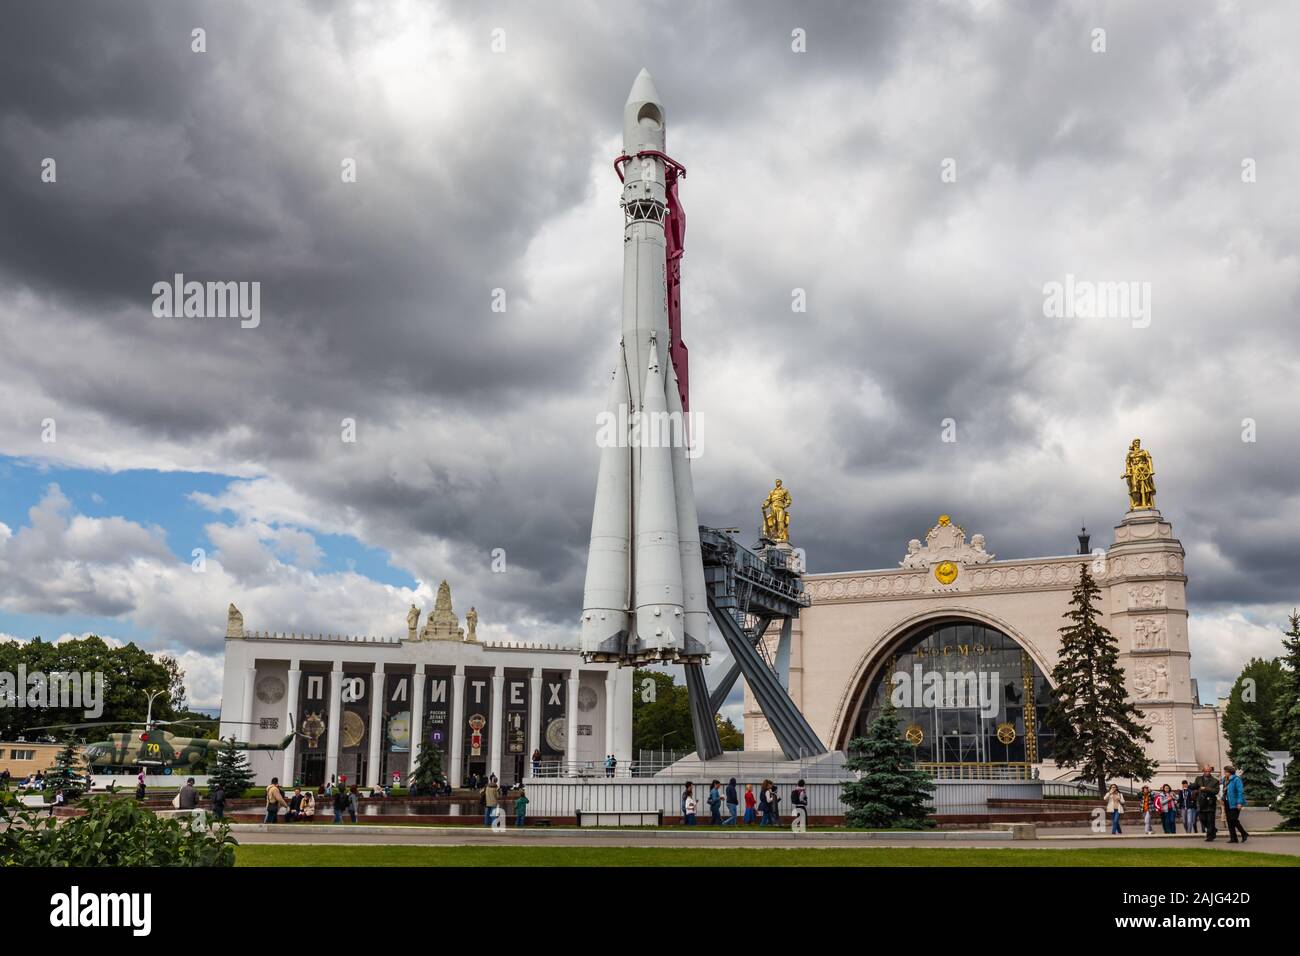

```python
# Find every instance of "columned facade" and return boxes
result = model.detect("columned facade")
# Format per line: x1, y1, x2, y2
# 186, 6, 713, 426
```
219, 582, 630, 787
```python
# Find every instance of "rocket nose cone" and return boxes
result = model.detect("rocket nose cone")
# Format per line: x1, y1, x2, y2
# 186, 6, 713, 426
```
626, 68, 662, 107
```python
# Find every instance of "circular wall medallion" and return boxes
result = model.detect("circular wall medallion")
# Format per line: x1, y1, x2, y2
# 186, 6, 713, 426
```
996, 722, 1017, 745
255, 676, 285, 704
341, 710, 365, 748
387, 711, 411, 750
545, 718, 567, 752
934, 561, 958, 585
904, 723, 925, 745
577, 686, 598, 712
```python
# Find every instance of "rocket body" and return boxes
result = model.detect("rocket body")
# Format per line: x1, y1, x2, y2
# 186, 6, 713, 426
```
580, 69, 708, 665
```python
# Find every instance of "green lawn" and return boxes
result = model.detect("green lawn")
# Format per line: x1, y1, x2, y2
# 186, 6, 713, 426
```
234, 844, 1300, 867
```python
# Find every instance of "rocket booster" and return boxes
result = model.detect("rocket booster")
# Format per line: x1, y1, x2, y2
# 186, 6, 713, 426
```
580, 70, 708, 664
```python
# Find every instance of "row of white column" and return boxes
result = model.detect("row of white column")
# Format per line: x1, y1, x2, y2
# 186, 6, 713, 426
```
268, 662, 609, 787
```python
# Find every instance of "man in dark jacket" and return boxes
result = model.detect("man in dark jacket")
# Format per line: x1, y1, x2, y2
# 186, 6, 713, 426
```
177, 777, 198, 810
210, 782, 226, 821
723, 778, 739, 825
1196, 766, 1219, 841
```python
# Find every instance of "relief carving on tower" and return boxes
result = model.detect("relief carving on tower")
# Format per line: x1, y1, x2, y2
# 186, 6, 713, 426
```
1131, 617, 1167, 651
1131, 660, 1170, 700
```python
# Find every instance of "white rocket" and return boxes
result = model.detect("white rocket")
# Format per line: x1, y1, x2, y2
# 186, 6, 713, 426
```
581, 69, 709, 664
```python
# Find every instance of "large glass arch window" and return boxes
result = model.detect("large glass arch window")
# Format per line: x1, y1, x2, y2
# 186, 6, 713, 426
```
854, 619, 1055, 771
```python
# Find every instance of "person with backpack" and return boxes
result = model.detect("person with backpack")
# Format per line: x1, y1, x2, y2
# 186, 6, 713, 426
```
332, 782, 349, 823
266, 777, 289, 823
210, 782, 226, 822
1138, 785, 1154, 834
791, 778, 809, 828
743, 783, 756, 824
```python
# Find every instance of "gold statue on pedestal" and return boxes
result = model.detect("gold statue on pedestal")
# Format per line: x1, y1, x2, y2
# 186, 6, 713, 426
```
761, 478, 792, 542
1122, 439, 1156, 510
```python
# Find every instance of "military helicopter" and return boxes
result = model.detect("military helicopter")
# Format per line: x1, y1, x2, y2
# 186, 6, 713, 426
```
29, 689, 294, 771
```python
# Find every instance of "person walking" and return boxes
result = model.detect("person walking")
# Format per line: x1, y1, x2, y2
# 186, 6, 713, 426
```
1158, 784, 1177, 833
1196, 765, 1220, 841
683, 784, 697, 826
707, 780, 723, 825
135, 772, 147, 801
1138, 785, 1154, 834
743, 783, 756, 824
723, 777, 739, 825
210, 782, 226, 822
791, 778, 809, 828
1104, 784, 1125, 834
514, 786, 529, 827
531, 749, 541, 777
767, 783, 782, 826
1223, 765, 1248, 844
484, 774, 500, 826
332, 782, 348, 823
1179, 780, 1197, 833
266, 777, 289, 823
348, 785, 359, 823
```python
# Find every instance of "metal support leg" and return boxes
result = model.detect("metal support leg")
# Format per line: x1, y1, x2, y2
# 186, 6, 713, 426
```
685, 662, 723, 760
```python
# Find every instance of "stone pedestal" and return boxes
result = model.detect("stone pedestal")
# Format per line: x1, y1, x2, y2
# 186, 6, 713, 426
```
1104, 508, 1199, 776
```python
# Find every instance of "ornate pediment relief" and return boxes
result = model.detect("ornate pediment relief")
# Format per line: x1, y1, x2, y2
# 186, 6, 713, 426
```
899, 515, 994, 568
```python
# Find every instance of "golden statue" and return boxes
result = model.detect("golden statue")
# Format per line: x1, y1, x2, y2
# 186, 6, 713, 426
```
761, 478, 792, 542
1122, 439, 1156, 510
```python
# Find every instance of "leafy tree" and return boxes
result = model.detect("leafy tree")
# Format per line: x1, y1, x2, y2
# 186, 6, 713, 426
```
410, 741, 446, 796
840, 702, 934, 829
1274, 611, 1300, 829
208, 738, 256, 799
1228, 713, 1277, 806
0, 636, 185, 739
630, 669, 745, 756
717, 714, 744, 751
43, 734, 89, 801
1223, 657, 1286, 750
0, 795, 235, 866
632, 669, 695, 755
1045, 565, 1157, 795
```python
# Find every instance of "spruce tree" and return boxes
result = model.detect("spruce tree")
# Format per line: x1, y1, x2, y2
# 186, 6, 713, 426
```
840, 701, 934, 829
44, 733, 89, 800
1045, 564, 1157, 795
208, 738, 256, 799
410, 741, 445, 796
1274, 611, 1300, 829
1228, 713, 1277, 806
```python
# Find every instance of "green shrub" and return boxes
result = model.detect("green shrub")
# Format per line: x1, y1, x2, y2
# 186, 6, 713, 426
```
0, 795, 236, 867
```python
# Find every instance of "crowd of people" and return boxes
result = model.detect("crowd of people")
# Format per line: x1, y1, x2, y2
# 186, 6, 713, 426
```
1103, 764, 1250, 843
679, 778, 809, 826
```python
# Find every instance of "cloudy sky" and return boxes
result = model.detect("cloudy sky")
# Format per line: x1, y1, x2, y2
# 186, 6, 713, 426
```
1, 0, 1297, 715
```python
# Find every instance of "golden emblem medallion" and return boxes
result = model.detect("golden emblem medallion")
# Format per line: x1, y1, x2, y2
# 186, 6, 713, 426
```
934, 561, 958, 585
996, 722, 1017, 744
904, 723, 925, 745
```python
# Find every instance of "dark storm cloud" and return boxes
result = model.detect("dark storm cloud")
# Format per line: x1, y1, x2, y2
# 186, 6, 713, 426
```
1, 0, 1299, 671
